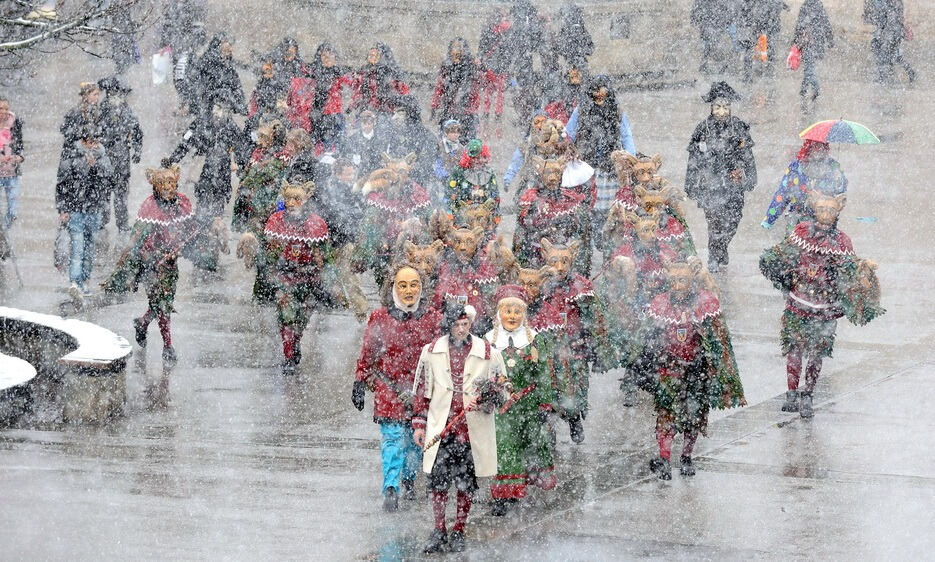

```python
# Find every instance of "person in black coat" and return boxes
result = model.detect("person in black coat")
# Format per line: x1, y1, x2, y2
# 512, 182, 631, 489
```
792, 0, 833, 105
189, 33, 247, 117
430, 37, 479, 140
60, 82, 106, 160
163, 94, 248, 219
737, 0, 788, 82
387, 97, 437, 189
684, 82, 757, 273
98, 76, 143, 233
556, 3, 594, 69
338, 109, 393, 178
56, 130, 113, 296
865, 0, 915, 84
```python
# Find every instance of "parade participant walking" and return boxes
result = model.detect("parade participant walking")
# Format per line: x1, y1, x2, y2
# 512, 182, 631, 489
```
760, 192, 884, 417
430, 38, 480, 139
445, 139, 500, 218
263, 178, 333, 374
477, 8, 513, 139
353, 264, 441, 511
690, 0, 735, 74
761, 139, 846, 231
792, 0, 834, 108
163, 94, 248, 219
564, 75, 636, 249
412, 302, 508, 553
338, 109, 391, 178
104, 164, 220, 364
188, 33, 246, 116
350, 43, 410, 116
484, 285, 557, 516
684, 81, 757, 273
288, 42, 355, 147
432, 120, 464, 195
56, 128, 113, 302
639, 258, 746, 479
98, 76, 143, 235
0, 97, 25, 229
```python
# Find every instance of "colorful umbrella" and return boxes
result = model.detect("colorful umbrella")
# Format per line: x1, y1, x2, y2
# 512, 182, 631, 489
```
799, 119, 880, 144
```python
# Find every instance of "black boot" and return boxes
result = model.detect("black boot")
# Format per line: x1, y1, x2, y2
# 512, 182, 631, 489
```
383, 487, 399, 512
401, 479, 416, 501
568, 415, 585, 444
423, 529, 448, 553
680, 455, 696, 477
649, 457, 672, 480
490, 498, 511, 516
781, 390, 799, 412
448, 530, 466, 552
799, 391, 814, 418
133, 317, 148, 348
281, 356, 299, 375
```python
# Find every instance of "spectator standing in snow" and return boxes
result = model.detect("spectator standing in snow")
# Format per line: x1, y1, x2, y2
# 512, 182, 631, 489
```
0, 97, 25, 229
98, 76, 143, 236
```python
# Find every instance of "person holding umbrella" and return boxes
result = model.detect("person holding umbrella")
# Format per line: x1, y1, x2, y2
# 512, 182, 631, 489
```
761, 119, 878, 231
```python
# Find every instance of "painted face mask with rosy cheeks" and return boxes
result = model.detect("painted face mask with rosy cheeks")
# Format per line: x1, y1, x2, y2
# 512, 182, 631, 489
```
711, 98, 731, 121
261, 61, 275, 79
591, 87, 609, 106
393, 267, 422, 307
499, 303, 526, 332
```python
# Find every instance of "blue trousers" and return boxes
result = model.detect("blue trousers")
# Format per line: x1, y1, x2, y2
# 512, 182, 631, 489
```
66, 211, 102, 287
0, 176, 19, 227
379, 422, 421, 493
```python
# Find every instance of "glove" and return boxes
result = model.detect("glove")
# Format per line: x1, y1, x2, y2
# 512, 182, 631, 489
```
132, 153, 142, 164
760, 220, 772, 230
352, 380, 366, 411
160, 157, 172, 168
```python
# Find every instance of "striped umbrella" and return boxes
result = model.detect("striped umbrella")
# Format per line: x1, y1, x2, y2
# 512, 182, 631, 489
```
799, 119, 880, 144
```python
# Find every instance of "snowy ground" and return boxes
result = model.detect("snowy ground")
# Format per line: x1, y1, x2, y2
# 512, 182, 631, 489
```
1, 14, 934, 559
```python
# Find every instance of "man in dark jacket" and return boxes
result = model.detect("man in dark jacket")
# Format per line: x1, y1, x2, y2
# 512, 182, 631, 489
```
737, 0, 788, 82
189, 33, 246, 116
0, 97, 25, 228
56, 129, 113, 299
163, 94, 247, 219
60, 82, 106, 160
98, 76, 143, 233
684, 82, 757, 273
338, 109, 392, 178
865, 0, 915, 84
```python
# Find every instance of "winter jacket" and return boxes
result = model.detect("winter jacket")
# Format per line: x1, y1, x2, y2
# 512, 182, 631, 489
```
313, 176, 365, 247
684, 114, 757, 210
100, 100, 143, 179
167, 114, 248, 203
479, 18, 514, 75
793, 0, 834, 59
55, 142, 113, 214
565, 106, 636, 171
190, 34, 247, 115
355, 304, 442, 423
0, 112, 24, 178
762, 158, 847, 227
556, 4, 594, 67
411, 335, 507, 477
338, 123, 393, 176
59, 105, 106, 159
430, 57, 480, 123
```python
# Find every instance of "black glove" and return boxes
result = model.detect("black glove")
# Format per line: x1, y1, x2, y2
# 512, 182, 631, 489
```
160, 157, 172, 168
351, 380, 366, 411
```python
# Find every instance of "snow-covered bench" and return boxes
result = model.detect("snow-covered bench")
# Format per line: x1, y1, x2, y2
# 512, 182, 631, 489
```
0, 351, 37, 422
0, 307, 131, 422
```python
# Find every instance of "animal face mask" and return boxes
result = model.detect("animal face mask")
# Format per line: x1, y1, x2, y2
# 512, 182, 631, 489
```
540, 238, 581, 280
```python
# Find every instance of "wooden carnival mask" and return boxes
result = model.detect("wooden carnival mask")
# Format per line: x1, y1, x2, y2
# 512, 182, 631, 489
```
809, 191, 847, 228
665, 257, 704, 297
540, 237, 581, 280
146, 165, 181, 201
634, 177, 683, 216
457, 199, 497, 232
532, 156, 566, 190
625, 211, 660, 244
611, 150, 662, 186
447, 226, 485, 262
534, 119, 567, 156
516, 266, 554, 301
403, 239, 445, 280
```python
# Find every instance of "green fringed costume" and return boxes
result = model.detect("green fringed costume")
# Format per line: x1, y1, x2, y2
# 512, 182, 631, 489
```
759, 220, 884, 395
231, 156, 289, 303
485, 326, 557, 501
638, 288, 745, 467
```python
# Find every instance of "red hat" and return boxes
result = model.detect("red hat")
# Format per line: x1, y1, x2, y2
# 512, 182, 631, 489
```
494, 284, 529, 304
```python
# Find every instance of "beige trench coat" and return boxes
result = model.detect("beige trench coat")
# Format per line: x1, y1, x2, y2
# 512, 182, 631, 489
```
412, 335, 507, 477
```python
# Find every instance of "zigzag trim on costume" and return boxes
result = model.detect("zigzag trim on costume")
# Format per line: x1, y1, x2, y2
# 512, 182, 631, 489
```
366, 194, 430, 214
646, 305, 721, 326
789, 229, 854, 257
566, 289, 594, 303
138, 212, 194, 226
264, 229, 328, 244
